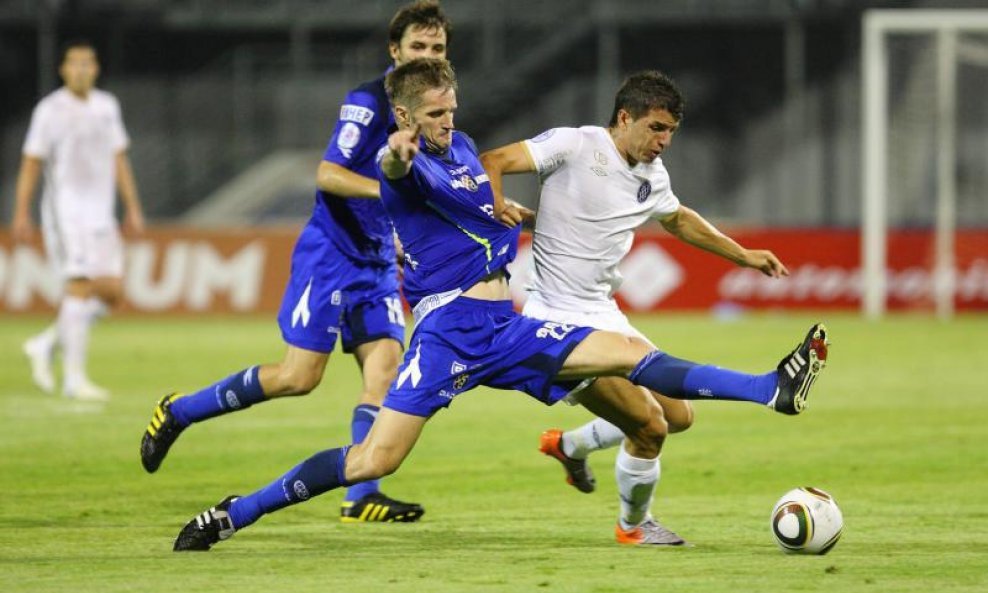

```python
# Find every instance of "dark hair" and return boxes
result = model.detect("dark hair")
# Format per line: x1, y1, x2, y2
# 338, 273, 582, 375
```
608, 70, 685, 126
388, 1, 452, 47
385, 57, 457, 109
60, 39, 98, 63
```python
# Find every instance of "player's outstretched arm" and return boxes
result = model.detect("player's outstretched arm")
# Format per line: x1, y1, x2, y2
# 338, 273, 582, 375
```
479, 142, 536, 227
660, 205, 789, 278
381, 124, 421, 180
317, 161, 381, 199
11, 155, 43, 243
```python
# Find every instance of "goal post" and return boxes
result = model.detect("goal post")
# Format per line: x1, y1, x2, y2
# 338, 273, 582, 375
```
861, 9, 988, 319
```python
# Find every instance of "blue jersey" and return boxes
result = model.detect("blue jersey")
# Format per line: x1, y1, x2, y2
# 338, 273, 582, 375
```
378, 132, 521, 308
316, 73, 395, 266
275, 73, 404, 354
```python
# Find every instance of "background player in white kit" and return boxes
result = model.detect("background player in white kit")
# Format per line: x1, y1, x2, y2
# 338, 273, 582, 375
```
12, 40, 145, 401
481, 70, 790, 545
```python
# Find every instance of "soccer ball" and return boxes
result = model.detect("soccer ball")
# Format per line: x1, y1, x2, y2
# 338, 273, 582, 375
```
770, 487, 843, 555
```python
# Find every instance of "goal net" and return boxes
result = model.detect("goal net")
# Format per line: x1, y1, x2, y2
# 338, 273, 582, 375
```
861, 9, 988, 319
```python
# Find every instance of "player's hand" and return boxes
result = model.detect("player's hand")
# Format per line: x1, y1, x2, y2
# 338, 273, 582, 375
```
496, 198, 535, 228
124, 208, 146, 237
743, 249, 789, 278
11, 212, 35, 243
388, 123, 421, 163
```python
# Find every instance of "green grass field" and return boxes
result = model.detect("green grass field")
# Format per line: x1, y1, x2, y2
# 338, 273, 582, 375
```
1, 313, 986, 592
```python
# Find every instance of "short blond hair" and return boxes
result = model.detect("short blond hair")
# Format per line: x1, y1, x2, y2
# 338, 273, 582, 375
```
385, 58, 457, 111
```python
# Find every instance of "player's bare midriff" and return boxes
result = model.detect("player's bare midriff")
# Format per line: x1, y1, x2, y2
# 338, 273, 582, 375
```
461, 270, 509, 301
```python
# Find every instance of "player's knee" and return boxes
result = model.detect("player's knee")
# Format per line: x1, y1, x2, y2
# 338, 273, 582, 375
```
625, 414, 667, 458
667, 403, 695, 434
619, 338, 657, 374
274, 365, 323, 396
99, 291, 121, 309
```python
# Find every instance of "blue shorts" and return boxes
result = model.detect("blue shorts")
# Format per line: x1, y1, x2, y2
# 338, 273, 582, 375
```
382, 297, 594, 417
277, 221, 404, 354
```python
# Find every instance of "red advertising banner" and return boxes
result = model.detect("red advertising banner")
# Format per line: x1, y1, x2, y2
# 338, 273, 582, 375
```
507, 228, 988, 312
0, 226, 299, 315
2, 227, 986, 314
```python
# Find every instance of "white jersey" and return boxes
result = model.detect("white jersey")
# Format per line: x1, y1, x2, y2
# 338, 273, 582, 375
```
523, 126, 680, 312
23, 87, 129, 229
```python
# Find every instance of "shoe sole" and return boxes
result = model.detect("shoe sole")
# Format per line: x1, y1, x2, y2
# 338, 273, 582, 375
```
614, 525, 688, 546
791, 324, 828, 414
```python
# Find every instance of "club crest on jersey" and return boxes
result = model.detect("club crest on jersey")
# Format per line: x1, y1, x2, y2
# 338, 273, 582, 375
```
452, 174, 478, 192
337, 122, 361, 158
637, 180, 652, 203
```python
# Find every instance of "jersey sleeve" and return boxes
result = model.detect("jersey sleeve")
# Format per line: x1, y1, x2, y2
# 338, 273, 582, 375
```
108, 95, 130, 152
22, 103, 52, 159
377, 151, 430, 200
522, 127, 583, 176
323, 90, 383, 167
649, 167, 682, 220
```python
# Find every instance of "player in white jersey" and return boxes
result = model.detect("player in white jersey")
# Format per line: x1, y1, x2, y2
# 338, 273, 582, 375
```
11, 40, 145, 400
481, 71, 789, 545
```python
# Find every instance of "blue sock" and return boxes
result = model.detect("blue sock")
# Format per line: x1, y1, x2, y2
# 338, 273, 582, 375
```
227, 446, 351, 530
344, 404, 380, 502
170, 366, 267, 426
628, 351, 778, 404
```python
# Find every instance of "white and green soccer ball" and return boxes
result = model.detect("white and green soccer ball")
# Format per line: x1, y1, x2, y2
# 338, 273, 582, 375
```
770, 487, 843, 555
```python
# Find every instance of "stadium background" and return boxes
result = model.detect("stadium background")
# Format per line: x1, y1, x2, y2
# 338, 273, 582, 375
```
1, 0, 986, 314
0, 3, 986, 592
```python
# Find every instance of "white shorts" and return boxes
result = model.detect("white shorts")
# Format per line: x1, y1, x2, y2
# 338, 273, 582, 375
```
42, 216, 124, 280
522, 293, 654, 346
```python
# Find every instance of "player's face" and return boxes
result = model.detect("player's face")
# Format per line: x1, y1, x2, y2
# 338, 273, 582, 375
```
616, 108, 679, 165
390, 24, 448, 66
409, 87, 457, 151
60, 47, 99, 95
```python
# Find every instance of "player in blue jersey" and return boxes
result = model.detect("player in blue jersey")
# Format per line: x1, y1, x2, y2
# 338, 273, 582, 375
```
170, 58, 830, 551
140, 1, 451, 523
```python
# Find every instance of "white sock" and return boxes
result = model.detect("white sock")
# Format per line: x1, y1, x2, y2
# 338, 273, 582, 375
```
86, 297, 109, 321
30, 323, 59, 351
562, 418, 626, 459
59, 296, 93, 388
615, 444, 660, 530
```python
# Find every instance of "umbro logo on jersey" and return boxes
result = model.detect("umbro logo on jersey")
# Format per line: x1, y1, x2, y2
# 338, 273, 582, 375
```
591, 166, 608, 177
783, 350, 807, 379
637, 180, 652, 203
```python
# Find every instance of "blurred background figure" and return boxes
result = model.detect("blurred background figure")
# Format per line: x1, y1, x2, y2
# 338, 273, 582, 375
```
12, 39, 144, 400
1, 1, 986, 342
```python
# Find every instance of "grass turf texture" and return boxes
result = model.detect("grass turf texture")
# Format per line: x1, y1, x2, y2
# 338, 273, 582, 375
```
1, 313, 986, 593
